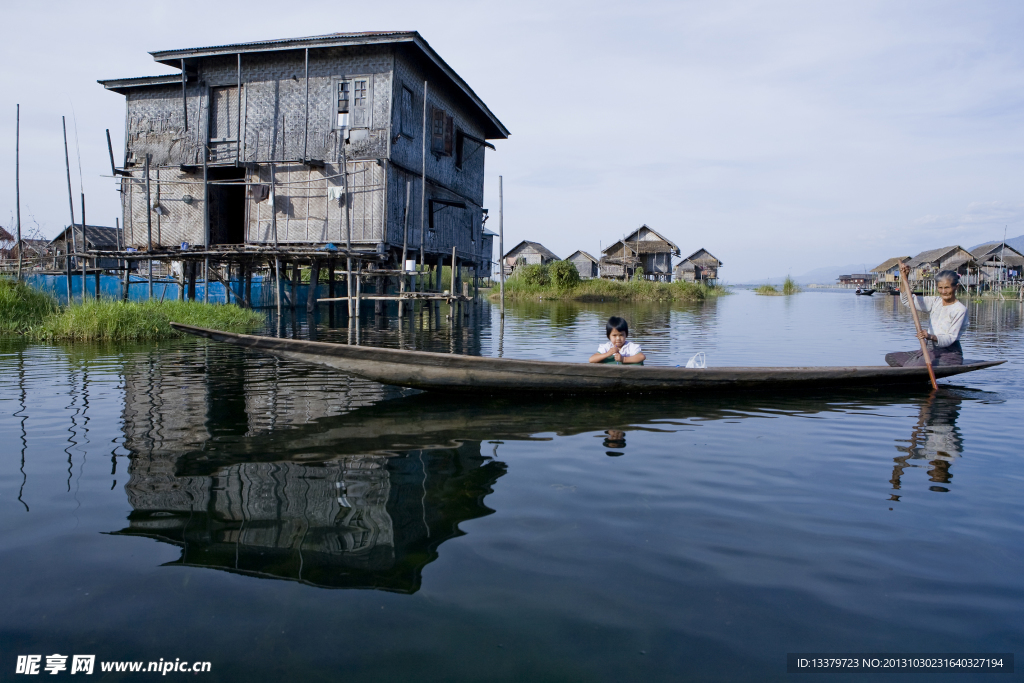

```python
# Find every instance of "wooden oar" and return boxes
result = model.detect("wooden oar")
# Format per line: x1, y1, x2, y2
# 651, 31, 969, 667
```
899, 266, 938, 390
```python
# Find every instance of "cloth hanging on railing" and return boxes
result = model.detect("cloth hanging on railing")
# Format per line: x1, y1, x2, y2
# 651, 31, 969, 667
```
327, 186, 345, 202
248, 184, 270, 202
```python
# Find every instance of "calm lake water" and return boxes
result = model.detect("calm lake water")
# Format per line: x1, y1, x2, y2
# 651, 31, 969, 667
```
1, 290, 1021, 681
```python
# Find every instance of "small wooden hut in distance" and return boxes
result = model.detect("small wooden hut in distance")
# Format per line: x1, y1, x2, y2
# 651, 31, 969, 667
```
566, 250, 599, 279
870, 256, 911, 285
599, 225, 679, 281
673, 248, 722, 284
50, 225, 124, 270
502, 240, 559, 276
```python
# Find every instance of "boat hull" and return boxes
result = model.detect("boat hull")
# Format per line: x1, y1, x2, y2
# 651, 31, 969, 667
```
170, 323, 1004, 394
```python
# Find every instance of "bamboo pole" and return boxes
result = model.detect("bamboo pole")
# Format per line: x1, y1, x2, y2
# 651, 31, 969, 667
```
899, 265, 938, 390
15, 104, 23, 281
145, 155, 153, 299
498, 175, 504, 318
420, 81, 428, 292
61, 117, 76, 302
399, 179, 411, 316
80, 194, 87, 298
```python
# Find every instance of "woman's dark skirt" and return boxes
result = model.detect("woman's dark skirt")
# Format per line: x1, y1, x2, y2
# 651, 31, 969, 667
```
885, 340, 963, 367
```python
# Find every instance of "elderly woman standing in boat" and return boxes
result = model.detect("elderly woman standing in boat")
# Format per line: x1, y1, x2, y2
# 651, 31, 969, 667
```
886, 263, 968, 367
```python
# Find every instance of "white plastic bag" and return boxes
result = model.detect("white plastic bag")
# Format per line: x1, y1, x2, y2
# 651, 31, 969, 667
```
685, 352, 706, 369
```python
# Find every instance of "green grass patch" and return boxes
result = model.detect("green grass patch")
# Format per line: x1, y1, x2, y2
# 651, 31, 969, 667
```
0, 280, 264, 342
0, 278, 58, 333
28, 299, 264, 342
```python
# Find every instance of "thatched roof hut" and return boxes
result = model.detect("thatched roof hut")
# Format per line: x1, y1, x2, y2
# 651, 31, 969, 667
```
673, 248, 722, 283
600, 225, 679, 281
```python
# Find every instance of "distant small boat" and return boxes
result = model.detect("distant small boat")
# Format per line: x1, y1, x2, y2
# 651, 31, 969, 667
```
855, 288, 876, 296
170, 323, 1004, 394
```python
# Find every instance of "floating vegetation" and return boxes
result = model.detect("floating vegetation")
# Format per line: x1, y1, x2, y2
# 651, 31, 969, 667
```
756, 276, 800, 296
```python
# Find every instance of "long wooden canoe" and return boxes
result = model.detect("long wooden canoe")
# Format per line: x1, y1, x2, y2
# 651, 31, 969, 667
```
170, 323, 1004, 394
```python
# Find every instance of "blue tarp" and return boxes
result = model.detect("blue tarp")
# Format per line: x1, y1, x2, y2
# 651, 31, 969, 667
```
24, 273, 275, 307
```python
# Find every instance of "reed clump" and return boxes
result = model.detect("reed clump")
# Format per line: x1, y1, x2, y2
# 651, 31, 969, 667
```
0, 278, 58, 333
756, 276, 800, 296
494, 263, 727, 302
29, 300, 264, 342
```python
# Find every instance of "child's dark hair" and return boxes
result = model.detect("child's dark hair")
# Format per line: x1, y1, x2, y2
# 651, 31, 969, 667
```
606, 316, 629, 338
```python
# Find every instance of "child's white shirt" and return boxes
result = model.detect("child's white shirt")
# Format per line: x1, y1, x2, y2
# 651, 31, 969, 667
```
597, 341, 642, 357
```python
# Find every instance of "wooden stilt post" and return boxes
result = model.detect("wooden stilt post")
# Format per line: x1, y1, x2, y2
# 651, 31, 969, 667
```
307, 259, 320, 313
328, 258, 335, 326
291, 262, 299, 309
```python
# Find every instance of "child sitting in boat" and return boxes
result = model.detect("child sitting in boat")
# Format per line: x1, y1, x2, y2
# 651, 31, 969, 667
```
589, 316, 646, 365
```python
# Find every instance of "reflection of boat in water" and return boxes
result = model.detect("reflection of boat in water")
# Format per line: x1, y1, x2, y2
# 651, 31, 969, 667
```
855, 288, 876, 296
170, 324, 1004, 394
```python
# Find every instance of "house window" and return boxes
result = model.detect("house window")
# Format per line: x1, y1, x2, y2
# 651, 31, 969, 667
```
400, 86, 414, 137
336, 81, 350, 128
335, 77, 371, 130
431, 107, 445, 154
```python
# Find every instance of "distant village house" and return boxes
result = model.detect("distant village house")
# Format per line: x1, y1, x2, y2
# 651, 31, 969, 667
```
870, 256, 911, 285
599, 225, 679, 281
502, 240, 559, 276
566, 250, 599, 279
673, 248, 722, 284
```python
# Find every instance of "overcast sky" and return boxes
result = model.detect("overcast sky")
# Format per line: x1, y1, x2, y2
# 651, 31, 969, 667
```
1, 0, 1021, 280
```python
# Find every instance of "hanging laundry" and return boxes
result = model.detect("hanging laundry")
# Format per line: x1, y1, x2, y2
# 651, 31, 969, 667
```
248, 184, 270, 203
327, 186, 346, 203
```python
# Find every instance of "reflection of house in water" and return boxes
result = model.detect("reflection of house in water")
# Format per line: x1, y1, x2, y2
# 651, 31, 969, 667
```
117, 352, 503, 591
115, 443, 503, 592
891, 395, 964, 496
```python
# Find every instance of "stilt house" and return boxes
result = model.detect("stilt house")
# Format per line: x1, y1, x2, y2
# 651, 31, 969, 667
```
99, 31, 508, 277
906, 246, 975, 283
870, 256, 911, 285
673, 248, 722, 284
502, 240, 559, 276
566, 250, 599, 279
970, 243, 1024, 283
599, 226, 679, 281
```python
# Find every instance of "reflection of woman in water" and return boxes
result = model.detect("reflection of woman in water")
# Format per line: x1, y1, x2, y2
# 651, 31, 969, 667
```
886, 264, 968, 367
890, 394, 964, 495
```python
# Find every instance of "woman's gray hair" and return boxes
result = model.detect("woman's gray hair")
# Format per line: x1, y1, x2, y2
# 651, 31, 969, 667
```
935, 270, 960, 286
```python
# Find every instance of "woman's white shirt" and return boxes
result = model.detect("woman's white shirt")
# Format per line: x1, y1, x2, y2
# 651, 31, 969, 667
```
598, 341, 642, 357
900, 292, 968, 347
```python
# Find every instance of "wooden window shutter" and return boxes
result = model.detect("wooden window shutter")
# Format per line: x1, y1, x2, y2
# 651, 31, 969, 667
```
401, 86, 414, 136
430, 106, 445, 153
443, 115, 454, 156
350, 78, 370, 128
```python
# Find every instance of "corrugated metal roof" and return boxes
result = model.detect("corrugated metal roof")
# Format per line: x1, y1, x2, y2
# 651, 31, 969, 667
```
567, 250, 598, 263
50, 225, 123, 250
908, 245, 963, 267
98, 74, 182, 93
503, 240, 560, 261
141, 31, 507, 139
